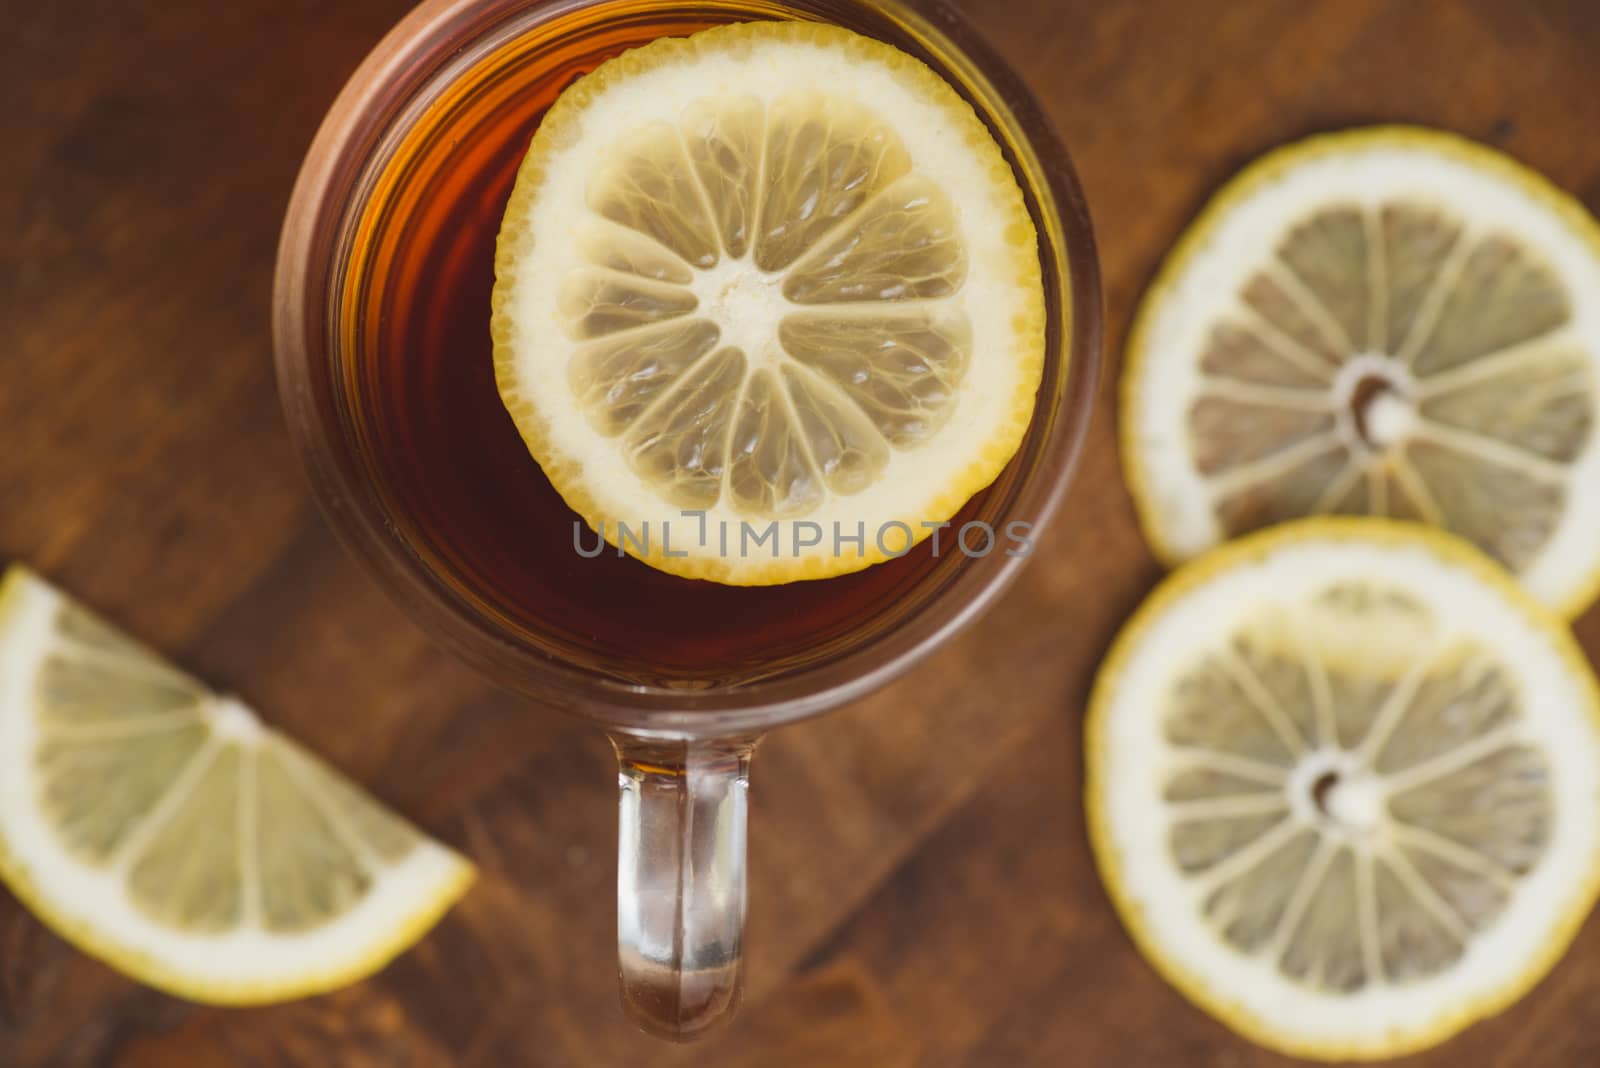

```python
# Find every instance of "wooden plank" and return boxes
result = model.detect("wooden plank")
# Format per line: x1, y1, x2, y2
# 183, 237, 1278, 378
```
2, 0, 1599, 1064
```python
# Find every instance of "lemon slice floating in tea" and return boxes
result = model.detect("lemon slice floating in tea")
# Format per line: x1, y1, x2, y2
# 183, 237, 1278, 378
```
1121, 127, 1600, 616
492, 21, 1045, 584
1087, 518, 1600, 1061
0, 565, 475, 1004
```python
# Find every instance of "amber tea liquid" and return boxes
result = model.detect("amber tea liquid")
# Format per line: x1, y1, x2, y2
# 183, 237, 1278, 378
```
334, 1, 991, 683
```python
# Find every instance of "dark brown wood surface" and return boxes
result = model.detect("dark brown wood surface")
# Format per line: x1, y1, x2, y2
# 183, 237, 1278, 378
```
5, 1, 1600, 1064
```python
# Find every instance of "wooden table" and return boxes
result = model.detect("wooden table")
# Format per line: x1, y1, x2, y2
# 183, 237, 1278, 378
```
5, 1, 1600, 1064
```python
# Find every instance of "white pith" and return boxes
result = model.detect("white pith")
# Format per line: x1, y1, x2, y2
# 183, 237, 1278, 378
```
1332, 353, 1418, 453
689, 257, 788, 366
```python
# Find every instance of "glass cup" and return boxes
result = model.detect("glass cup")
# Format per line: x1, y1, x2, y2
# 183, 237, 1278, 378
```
273, 0, 1100, 1040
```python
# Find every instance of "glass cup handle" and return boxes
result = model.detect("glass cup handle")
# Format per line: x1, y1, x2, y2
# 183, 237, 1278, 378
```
612, 733, 755, 1040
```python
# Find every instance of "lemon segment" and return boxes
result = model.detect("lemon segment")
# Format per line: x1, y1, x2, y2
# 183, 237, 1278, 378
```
1122, 127, 1600, 616
0, 565, 475, 1005
493, 21, 1045, 584
1087, 519, 1600, 1060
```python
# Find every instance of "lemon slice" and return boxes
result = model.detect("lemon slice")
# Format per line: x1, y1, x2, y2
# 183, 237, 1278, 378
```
0, 565, 475, 1004
492, 21, 1044, 584
1122, 127, 1600, 616
1087, 518, 1600, 1060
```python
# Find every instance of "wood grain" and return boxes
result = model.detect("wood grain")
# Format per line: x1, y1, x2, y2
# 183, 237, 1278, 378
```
4, 1, 1600, 1064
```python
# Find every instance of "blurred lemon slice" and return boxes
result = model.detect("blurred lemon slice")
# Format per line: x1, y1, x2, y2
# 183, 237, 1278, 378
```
1087, 518, 1600, 1060
493, 21, 1045, 584
0, 565, 474, 1005
1122, 127, 1600, 616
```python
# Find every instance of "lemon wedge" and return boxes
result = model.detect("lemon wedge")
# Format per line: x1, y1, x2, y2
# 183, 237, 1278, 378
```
0, 565, 474, 1005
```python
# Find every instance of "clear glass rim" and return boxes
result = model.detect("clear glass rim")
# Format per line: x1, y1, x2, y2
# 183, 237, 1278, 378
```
272, 0, 1103, 736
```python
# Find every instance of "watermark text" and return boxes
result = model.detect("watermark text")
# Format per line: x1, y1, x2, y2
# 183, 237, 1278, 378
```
573, 511, 1033, 561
